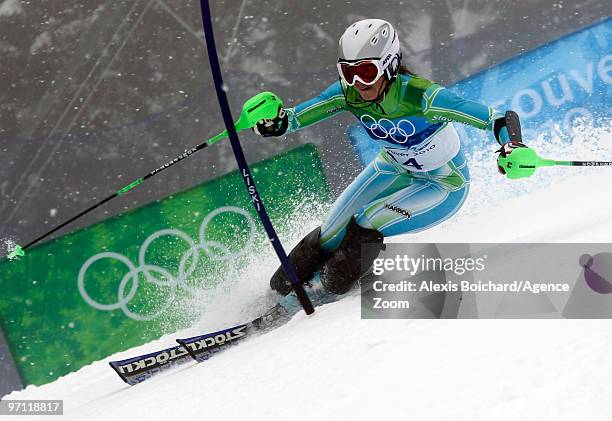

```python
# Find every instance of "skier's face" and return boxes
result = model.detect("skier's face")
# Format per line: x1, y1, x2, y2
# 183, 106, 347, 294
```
354, 77, 387, 101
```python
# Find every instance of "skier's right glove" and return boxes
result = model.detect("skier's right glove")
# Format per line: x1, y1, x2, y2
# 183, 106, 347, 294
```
496, 141, 528, 175
252, 107, 288, 137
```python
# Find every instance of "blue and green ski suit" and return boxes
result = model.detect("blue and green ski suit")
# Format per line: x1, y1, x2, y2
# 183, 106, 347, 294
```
285, 73, 511, 251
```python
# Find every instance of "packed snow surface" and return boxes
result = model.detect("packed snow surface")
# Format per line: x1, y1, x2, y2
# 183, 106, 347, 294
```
4, 127, 612, 420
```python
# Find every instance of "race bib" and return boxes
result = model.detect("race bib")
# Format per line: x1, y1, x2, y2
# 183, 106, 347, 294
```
384, 124, 460, 171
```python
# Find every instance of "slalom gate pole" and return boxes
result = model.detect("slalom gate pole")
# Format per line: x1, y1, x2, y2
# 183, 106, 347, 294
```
198, 0, 315, 315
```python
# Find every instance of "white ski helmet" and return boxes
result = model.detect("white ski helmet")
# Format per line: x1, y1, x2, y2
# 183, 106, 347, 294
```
337, 19, 401, 85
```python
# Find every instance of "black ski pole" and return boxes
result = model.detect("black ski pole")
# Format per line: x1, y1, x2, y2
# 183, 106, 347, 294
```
5, 90, 287, 261
6, 136, 222, 260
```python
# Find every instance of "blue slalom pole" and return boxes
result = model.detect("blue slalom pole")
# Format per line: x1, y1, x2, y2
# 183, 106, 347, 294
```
198, 0, 314, 315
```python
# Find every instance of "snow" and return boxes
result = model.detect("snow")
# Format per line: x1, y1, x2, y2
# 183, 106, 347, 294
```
3, 126, 612, 419
3, 302, 612, 420
0, 0, 22, 17
30, 32, 52, 55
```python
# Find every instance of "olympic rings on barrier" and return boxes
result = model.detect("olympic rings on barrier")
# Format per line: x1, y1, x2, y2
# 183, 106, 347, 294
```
360, 114, 417, 144
77, 206, 257, 320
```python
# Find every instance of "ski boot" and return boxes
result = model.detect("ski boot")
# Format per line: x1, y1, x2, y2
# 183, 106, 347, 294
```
277, 273, 339, 315
320, 217, 384, 295
269, 226, 328, 296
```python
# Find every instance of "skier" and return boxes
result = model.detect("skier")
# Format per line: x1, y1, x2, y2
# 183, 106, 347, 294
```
253, 19, 524, 297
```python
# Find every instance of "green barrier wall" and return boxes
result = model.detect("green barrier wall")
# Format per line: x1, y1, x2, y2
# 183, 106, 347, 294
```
0, 144, 330, 386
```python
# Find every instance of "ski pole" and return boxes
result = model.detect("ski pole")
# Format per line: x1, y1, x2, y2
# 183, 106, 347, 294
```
498, 146, 612, 179
6, 92, 283, 260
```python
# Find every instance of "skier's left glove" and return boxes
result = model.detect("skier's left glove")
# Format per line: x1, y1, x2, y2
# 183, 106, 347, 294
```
496, 141, 527, 175
253, 107, 288, 137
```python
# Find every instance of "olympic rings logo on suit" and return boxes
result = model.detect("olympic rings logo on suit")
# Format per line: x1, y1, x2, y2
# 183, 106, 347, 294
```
77, 206, 256, 321
360, 114, 417, 144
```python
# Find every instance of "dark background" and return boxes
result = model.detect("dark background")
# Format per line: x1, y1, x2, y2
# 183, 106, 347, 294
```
0, 0, 610, 247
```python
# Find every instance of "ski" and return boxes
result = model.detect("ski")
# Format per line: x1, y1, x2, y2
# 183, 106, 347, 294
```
177, 324, 250, 362
109, 275, 360, 385
109, 303, 291, 385
109, 344, 193, 386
